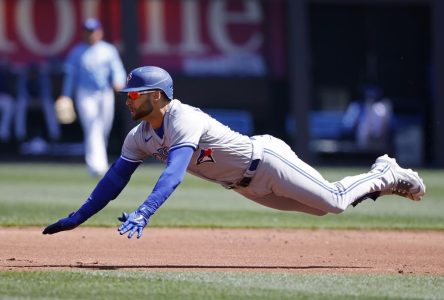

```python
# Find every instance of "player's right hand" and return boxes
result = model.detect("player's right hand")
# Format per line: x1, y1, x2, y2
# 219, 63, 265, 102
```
42, 211, 84, 235
118, 211, 149, 239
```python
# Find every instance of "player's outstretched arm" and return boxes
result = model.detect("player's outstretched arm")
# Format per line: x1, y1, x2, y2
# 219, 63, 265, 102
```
43, 157, 140, 235
42, 211, 86, 234
118, 146, 194, 239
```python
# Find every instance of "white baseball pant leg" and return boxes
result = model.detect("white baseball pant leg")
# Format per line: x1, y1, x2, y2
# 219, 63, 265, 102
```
238, 135, 394, 215
76, 87, 115, 177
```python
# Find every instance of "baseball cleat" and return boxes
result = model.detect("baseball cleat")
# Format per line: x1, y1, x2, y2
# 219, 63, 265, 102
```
371, 154, 426, 201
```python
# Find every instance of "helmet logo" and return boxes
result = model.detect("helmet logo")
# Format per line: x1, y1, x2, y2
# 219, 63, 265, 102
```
126, 72, 132, 84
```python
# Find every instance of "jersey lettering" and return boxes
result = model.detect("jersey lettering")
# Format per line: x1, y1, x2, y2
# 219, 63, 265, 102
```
152, 146, 169, 162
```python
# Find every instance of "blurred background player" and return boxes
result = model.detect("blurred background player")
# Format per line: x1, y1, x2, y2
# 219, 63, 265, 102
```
56, 18, 126, 177
14, 62, 61, 143
341, 84, 393, 151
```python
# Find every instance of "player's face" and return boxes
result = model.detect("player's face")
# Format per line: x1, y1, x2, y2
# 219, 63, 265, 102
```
82, 29, 103, 44
126, 91, 156, 120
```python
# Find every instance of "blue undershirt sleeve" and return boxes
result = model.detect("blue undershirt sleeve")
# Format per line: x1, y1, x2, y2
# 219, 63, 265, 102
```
76, 157, 141, 221
137, 146, 194, 218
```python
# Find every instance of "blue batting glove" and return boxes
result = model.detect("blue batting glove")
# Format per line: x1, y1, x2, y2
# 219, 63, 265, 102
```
43, 211, 85, 235
118, 210, 149, 239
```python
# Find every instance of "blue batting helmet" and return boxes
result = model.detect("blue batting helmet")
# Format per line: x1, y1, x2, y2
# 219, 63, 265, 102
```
120, 66, 173, 100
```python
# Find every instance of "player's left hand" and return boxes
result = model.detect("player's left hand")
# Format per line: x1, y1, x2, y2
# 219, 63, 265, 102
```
118, 210, 149, 239
42, 211, 85, 235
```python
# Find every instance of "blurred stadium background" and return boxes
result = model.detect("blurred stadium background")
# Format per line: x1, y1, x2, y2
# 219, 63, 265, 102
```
0, 0, 442, 168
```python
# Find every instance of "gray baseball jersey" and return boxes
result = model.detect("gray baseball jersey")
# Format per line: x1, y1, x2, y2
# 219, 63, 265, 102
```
122, 99, 253, 187
122, 99, 400, 215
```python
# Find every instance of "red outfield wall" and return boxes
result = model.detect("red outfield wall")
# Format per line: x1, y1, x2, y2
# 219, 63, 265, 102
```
0, 0, 286, 77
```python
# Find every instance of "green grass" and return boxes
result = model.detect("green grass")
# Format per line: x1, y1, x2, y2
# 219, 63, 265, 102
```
0, 162, 443, 230
0, 271, 443, 300
1, 162, 443, 299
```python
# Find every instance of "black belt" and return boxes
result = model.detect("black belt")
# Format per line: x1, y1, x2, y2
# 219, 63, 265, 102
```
237, 159, 260, 187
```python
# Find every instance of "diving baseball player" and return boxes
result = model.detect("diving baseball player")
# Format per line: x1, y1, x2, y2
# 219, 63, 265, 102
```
43, 66, 426, 239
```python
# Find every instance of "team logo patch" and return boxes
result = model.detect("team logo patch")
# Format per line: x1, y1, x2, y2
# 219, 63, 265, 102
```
196, 148, 215, 165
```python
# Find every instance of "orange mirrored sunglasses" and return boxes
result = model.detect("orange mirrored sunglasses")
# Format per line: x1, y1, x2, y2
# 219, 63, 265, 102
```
127, 90, 156, 100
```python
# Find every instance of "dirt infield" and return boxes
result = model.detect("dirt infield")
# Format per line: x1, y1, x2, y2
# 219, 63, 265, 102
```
1, 227, 443, 274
